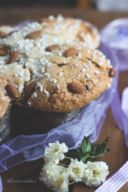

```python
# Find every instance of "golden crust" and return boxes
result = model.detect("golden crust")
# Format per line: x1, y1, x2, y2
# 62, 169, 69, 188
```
0, 77, 10, 118
0, 16, 114, 114
26, 45, 113, 112
40, 16, 100, 49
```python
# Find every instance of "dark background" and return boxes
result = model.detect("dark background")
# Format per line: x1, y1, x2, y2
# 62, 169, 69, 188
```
0, 0, 77, 7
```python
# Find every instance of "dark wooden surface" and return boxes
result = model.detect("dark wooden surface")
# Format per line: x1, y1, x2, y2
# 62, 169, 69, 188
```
1, 8, 128, 192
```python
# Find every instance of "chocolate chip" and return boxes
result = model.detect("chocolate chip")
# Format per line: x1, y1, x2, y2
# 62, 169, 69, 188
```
58, 63, 66, 67
85, 85, 89, 91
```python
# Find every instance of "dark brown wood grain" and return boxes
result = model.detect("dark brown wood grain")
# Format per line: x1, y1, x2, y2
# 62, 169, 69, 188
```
1, 8, 128, 192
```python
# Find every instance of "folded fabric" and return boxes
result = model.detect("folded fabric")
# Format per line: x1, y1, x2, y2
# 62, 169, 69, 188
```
0, 176, 2, 192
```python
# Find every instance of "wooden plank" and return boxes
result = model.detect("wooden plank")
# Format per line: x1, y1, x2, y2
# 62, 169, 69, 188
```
77, 0, 92, 9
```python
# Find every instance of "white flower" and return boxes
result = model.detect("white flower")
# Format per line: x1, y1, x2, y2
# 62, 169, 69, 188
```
39, 162, 65, 187
44, 141, 68, 163
68, 159, 86, 183
83, 161, 109, 187
54, 172, 69, 192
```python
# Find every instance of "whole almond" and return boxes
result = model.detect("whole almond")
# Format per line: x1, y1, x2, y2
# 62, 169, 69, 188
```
0, 46, 9, 56
77, 32, 84, 42
25, 30, 42, 39
24, 82, 36, 102
0, 31, 7, 38
109, 68, 116, 77
7, 51, 19, 64
63, 47, 78, 57
67, 81, 84, 94
6, 84, 20, 99
45, 44, 59, 52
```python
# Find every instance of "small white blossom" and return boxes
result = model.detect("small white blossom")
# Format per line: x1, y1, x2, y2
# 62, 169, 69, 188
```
44, 141, 68, 163
83, 161, 109, 187
68, 159, 86, 183
40, 140, 109, 192
39, 163, 65, 187
54, 172, 69, 192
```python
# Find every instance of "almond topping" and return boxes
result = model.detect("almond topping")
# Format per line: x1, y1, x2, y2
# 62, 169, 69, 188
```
0, 46, 9, 56
109, 68, 116, 77
6, 84, 20, 99
67, 81, 84, 94
24, 82, 36, 102
45, 44, 59, 52
25, 30, 42, 39
7, 51, 19, 64
63, 48, 78, 57
77, 33, 84, 42
0, 31, 7, 38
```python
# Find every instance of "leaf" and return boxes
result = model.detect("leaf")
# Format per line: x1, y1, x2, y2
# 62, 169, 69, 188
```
81, 154, 90, 163
66, 137, 109, 163
91, 137, 109, 157
81, 137, 92, 154
66, 149, 81, 160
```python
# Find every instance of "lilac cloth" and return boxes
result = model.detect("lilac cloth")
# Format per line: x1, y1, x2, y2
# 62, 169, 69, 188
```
101, 18, 128, 146
0, 177, 2, 192
100, 18, 128, 71
95, 18, 128, 192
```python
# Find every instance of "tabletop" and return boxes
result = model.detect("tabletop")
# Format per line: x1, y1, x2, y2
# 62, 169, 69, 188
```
1, 7, 128, 192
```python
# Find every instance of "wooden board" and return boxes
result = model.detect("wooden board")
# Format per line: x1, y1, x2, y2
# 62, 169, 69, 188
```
1, 8, 128, 192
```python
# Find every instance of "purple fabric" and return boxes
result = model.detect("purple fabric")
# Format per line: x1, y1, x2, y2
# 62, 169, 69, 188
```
0, 177, 2, 192
100, 18, 128, 71
101, 19, 128, 146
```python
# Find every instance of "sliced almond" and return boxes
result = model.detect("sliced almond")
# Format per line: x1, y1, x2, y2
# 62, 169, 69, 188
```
45, 44, 59, 52
7, 51, 19, 64
67, 81, 84, 94
109, 68, 116, 77
0, 46, 9, 56
6, 84, 20, 99
25, 30, 42, 39
63, 47, 78, 57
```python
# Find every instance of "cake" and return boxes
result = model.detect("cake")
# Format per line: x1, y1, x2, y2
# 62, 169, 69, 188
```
0, 15, 115, 139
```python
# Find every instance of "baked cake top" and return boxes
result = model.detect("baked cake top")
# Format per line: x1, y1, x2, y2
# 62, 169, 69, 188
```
0, 16, 115, 115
